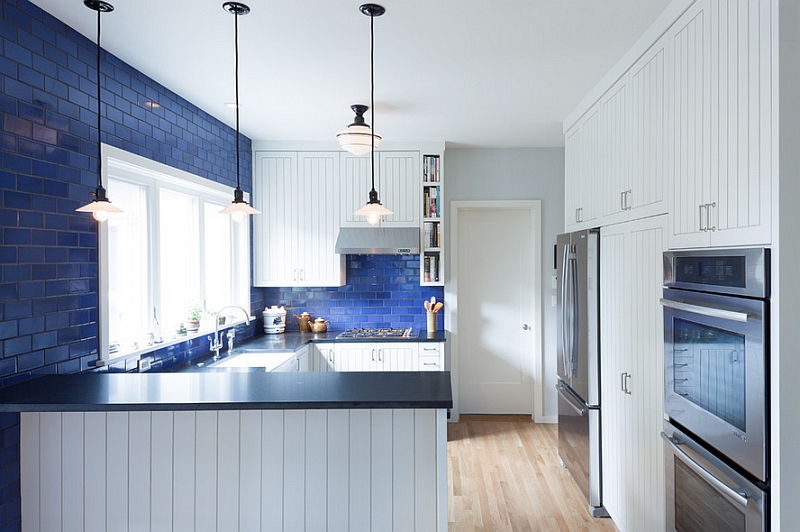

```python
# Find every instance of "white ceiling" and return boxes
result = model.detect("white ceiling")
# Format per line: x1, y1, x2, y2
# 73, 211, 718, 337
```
29, 0, 671, 148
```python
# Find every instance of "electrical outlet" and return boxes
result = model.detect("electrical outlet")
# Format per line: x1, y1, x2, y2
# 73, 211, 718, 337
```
138, 357, 151, 372
551, 275, 558, 290
551, 295, 557, 307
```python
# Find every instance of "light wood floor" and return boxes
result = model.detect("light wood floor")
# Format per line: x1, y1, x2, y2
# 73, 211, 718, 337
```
447, 415, 618, 532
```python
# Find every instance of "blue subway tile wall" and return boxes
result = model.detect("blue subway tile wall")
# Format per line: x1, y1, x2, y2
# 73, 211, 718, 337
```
260, 254, 445, 332
0, 0, 256, 527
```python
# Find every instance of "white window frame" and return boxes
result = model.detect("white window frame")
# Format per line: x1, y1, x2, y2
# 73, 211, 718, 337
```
97, 144, 251, 365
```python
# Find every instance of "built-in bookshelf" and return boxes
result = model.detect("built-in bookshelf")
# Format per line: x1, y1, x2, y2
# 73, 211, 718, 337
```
421, 154, 443, 286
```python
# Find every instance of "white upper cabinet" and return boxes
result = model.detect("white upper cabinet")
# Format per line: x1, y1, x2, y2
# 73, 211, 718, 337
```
628, 34, 668, 220
339, 151, 421, 228
565, 104, 603, 231
599, 74, 632, 225
668, 0, 772, 248
252, 152, 345, 287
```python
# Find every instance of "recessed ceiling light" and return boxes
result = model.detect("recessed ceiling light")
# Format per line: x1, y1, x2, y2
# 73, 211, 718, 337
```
224, 102, 241, 109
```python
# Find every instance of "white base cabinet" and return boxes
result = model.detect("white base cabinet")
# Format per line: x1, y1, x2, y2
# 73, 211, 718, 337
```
600, 215, 666, 532
334, 342, 418, 372
332, 342, 445, 372
21, 408, 448, 532
273, 345, 309, 372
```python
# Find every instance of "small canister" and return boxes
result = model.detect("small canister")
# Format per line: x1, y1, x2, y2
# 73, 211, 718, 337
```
262, 306, 287, 334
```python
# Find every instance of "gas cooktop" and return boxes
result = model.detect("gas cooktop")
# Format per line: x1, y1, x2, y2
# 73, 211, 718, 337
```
336, 327, 417, 339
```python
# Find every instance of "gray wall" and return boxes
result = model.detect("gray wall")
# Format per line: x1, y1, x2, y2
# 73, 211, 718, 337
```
443, 148, 565, 419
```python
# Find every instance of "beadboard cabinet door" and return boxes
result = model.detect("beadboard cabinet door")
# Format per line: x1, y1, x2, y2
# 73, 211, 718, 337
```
565, 104, 603, 231
599, 74, 631, 225
333, 342, 419, 372
628, 33, 669, 221
668, 0, 772, 249
253, 152, 345, 287
600, 215, 666, 532
339, 151, 421, 228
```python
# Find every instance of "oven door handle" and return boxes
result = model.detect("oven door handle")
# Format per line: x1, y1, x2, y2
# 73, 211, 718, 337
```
661, 432, 749, 508
659, 298, 749, 323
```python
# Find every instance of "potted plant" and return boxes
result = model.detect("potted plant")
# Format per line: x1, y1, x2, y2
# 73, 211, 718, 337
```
186, 303, 203, 332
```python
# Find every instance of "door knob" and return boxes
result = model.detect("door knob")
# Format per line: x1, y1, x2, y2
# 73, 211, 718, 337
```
522, 324, 530, 330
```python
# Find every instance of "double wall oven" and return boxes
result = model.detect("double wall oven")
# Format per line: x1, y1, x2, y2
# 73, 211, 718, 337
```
661, 248, 769, 532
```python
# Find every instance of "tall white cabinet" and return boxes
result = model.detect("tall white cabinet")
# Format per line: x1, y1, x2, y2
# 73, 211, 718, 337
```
600, 215, 666, 532
252, 151, 345, 287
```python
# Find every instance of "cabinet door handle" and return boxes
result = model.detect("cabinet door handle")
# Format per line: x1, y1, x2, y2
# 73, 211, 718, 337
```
293, 269, 298, 281
620, 372, 626, 393
625, 190, 632, 210
422, 347, 438, 351
371, 349, 376, 362
624, 373, 632, 395
620, 191, 626, 212
378, 349, 383, 362
300, 269, 304, 281
699, 204, 707, 232
575, 208, 581, 223
706, 202, 716, 232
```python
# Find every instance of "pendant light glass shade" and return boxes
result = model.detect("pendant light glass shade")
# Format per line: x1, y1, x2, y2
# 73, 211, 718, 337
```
354, 202, 392, 226
76, 185, 123, 222
77, 0, 122, 222
220, 1, 259, 222
219, 187, 259, 223
337, 104, 381, 155
351, 4, 392, 225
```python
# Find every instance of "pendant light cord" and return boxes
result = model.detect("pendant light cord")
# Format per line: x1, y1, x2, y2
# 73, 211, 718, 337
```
95, 7, 102, 190
234, 10, 241, 191
369, 9, 376, 194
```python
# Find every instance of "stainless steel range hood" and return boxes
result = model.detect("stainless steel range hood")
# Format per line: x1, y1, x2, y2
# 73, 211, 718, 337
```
334, 227, 420, 255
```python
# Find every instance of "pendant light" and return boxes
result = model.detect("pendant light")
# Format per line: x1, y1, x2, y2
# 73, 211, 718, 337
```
219, 1, 259, 223
336, 104, 382, 155
351, 3, 392, 226
76, 0, 122, 222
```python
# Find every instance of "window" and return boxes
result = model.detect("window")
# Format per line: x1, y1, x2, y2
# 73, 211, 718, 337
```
100, 146, 250, 362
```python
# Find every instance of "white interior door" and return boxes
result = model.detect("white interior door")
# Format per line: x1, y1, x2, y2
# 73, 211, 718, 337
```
454, 203, 539, 414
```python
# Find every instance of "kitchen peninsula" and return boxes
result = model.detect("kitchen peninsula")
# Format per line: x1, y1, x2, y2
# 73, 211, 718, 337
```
0, 366, 451, 531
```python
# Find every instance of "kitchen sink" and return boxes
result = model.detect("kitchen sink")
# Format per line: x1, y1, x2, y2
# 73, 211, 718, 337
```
212, 351, 293, 371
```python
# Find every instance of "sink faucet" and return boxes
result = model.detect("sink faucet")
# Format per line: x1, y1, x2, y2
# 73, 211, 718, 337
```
209, 305, 251, 359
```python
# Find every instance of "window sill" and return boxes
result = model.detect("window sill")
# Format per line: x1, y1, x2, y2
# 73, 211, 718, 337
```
95, 316, 255, 367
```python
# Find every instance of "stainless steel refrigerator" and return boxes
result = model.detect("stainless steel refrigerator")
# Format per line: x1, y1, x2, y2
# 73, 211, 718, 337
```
555, 229, 607, 517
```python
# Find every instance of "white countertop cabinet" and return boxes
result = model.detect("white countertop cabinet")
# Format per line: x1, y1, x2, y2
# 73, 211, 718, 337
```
252, 151, 345, 287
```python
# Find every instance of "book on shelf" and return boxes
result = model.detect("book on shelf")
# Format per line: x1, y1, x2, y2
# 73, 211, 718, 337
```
430, 254, 438, 282
424, 256, 431, 282
423, 222, 440, 248
423, 155, 439, 183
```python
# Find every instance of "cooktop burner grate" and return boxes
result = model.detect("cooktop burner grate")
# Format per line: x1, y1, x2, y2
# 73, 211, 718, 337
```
336, 327, 414, 339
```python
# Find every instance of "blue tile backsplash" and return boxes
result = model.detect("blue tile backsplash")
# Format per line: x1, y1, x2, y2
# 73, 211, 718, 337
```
260, 254, 445, 332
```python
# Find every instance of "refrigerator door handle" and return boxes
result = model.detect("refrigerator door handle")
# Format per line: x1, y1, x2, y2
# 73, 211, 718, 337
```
556, 383, 588, 416
561, 244, 571, 378
567, 245, 580, 377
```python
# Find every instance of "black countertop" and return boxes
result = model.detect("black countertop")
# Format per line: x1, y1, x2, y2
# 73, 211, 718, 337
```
0, 371, 453, 412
